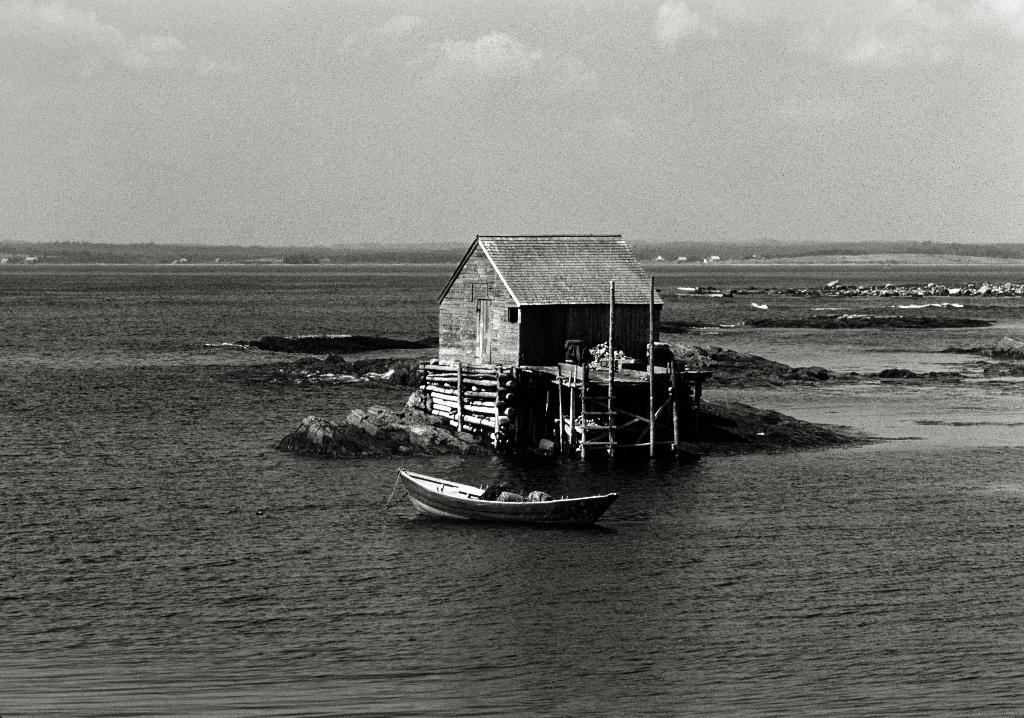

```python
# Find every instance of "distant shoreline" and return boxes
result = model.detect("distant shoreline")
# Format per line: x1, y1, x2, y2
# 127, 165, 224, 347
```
0, 260, 453, 267
4, 252, 1024, 268
649, 254, 1024, 267
4, 256, 1024, 267
717, 254, 1024, 266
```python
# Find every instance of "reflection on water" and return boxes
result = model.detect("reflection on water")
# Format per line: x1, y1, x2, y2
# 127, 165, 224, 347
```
2, 266, 1024, 716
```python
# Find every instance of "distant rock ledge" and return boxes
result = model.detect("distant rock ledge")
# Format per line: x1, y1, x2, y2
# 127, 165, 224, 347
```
239, 334, 438, 354
242, 356, 426, 386
746, 315, 990, 329
676, 345, 965, 385
944, 336, 1024, 360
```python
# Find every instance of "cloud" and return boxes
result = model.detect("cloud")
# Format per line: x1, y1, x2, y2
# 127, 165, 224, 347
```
378, 14, 423, 39
651, 1, 1022, 67
971, 0, 1024, 37
655, 0, 715, 47
840, 0, 956, 67
196, 55, 246, 78
417, 31, 602, 97
0, 0, 121, 48
341, 13, 424, 55
434, 32, 542, 80
786, 0, 1023, 69
597, 114, 639, 140
341, 19, 592, 95
121, 33, 186, 71
0, 0, 188, 75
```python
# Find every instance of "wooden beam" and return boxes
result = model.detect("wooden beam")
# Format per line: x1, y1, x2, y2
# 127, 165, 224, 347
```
671, 363, 680, 452
580, 364, 588, 458
557, 367, 565, 454
456, 361, 463, 433
649, 275, 655, 459
608, 280, 615, 459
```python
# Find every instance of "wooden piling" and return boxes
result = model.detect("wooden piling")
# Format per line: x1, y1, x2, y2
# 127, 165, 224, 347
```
648, 276, 655, 459
693, 379, 703, 437
608, 280, 615, 458
671, 362, 680, 452
493, 365, 501, 448
456, 362, 463, 433
579, 364, 588, 458
557, 365, 565, 453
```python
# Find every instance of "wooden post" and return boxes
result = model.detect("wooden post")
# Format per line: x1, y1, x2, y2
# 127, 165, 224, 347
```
608, 280, 615, 458
649, 275, 656, 459
694, 378, 703, 438
671, 363, 680, 452
540, 371, 548, 449
456, 361, 463, 433
557, 366, 565, 454
493, 365, 501, 447
579, 364, 587, 458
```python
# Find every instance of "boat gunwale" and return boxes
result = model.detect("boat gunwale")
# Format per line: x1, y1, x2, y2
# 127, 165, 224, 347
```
398, 469, 618, 506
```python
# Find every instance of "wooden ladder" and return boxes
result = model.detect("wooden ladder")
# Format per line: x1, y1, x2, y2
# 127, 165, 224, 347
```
556, 362, 618, 457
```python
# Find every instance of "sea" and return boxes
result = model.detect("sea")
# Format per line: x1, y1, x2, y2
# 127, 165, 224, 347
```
2, 263, 1023, 716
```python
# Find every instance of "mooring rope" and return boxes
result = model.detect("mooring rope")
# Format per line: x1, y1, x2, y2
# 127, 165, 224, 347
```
379, 475, 407, 512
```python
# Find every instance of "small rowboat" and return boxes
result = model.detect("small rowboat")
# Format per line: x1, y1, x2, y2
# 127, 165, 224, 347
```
398, 469, 617, 527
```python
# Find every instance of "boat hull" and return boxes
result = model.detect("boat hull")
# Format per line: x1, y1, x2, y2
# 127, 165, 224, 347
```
398, 470, 617, 527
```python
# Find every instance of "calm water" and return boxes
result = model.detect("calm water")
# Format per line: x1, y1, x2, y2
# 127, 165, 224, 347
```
2, 264, 1023, 716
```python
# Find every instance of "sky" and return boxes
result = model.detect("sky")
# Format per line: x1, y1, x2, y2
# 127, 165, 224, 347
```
1, 0, 1022, 247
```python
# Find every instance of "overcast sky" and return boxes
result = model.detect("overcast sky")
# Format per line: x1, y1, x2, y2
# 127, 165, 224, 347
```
1, 0, 1022, 247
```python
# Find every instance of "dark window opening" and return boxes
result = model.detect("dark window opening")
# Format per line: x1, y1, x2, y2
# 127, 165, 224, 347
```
507, 307, 519, 323
470, 282, 492, 300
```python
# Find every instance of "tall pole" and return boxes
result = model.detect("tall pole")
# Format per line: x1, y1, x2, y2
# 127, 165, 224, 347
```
649, 275, 656, 458
672, 367, 680, 453
580, 364, 588, 458
557, 367, 565, 454
608, 280, 615, 458
456, 361, 463, 433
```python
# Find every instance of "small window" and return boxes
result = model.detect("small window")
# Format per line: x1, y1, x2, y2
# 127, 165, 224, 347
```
507, 307, 519, 323
470, 282, 492, 300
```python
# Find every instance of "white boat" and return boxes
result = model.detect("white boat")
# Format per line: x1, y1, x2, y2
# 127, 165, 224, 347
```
398, 469, 618, 527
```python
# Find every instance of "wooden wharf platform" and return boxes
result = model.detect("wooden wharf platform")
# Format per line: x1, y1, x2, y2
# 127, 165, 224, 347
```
418, 359, 711, 457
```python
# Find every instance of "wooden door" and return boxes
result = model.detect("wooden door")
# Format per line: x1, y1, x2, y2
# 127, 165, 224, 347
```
475, 299, 491, 364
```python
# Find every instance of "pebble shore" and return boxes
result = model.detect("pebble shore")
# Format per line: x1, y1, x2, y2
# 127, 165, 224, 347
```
679, 281, 1024, 298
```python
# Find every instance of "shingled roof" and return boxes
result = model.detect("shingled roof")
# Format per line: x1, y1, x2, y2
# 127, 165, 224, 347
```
440, 235, 661, 306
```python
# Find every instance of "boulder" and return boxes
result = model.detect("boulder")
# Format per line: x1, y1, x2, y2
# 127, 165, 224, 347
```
405, 389, 430, 412
276, 415, 378, 457
345, 408, 368, 426
992, 337, 1024, 360
278, 405, 488, 458
792, 366, 831, 381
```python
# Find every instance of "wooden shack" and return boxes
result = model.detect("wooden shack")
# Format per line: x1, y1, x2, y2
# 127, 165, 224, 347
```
438, 235, 662, 366
421, 234, 709, 457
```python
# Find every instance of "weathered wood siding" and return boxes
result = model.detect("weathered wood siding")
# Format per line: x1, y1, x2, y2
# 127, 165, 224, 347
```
519, 304, 660, 365
438, 245, 520, 365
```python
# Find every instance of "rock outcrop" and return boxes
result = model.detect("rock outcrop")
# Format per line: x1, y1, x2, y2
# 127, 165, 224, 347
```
245, 357, 426, 387
683, 401, 868, 455
674, 344, 971, 386
240, 334, 437, 354
943, 336, 1024, 360
746, 315, 990, 329
991, 337, 1024, 360
276, 405, 487, 458
673, 345, 836, 386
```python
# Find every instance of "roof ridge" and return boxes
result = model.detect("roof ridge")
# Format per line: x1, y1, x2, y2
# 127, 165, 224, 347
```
472, 235, 661, 306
